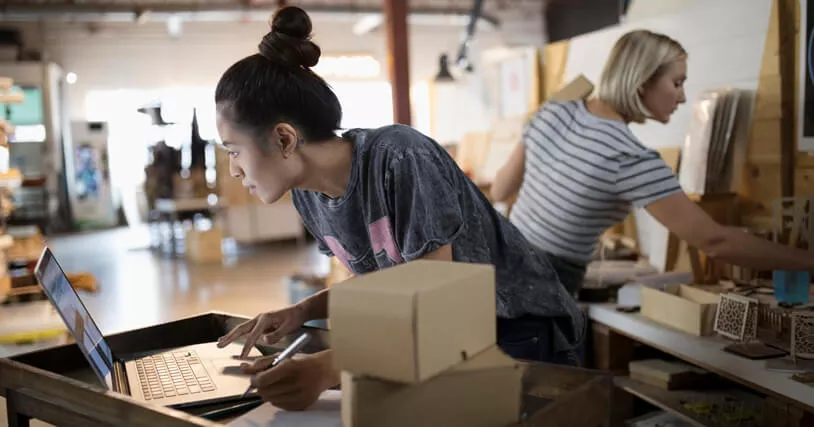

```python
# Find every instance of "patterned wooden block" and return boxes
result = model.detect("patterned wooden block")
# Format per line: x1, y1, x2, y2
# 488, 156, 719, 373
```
791, 311, 814, 362
714, 293, 759, 342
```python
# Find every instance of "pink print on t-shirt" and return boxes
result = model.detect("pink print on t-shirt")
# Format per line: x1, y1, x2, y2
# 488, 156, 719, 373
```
369, 217, 404, 264
322, 216, 403, 273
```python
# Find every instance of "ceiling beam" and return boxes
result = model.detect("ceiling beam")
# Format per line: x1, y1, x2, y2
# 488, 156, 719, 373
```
0, 3, 500, 27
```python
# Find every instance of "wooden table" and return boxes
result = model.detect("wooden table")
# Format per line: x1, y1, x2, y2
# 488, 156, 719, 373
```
588, 303, 814, 426
1, 309, 613, 427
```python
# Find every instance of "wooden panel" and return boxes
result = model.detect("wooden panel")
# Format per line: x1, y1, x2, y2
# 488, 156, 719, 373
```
743, 163, 783, 214
742, 0, 801, 221
794, 167, 814, 196
752, 75, 782, 120
742, 0, 782, 217
749, 118, 783, 158
543, 41, 570, 99
760, 0, 781, 77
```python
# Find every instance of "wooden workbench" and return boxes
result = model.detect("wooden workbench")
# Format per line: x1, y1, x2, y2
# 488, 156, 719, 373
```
588, 303, 814, 426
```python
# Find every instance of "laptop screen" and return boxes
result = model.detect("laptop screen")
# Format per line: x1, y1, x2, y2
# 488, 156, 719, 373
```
34, 248, 115, 390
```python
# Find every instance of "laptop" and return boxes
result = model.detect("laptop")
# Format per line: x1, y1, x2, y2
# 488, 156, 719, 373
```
34, 247, 263, 408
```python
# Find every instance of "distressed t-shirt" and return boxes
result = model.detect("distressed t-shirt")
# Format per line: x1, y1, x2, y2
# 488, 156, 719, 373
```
291, 125, 585, 352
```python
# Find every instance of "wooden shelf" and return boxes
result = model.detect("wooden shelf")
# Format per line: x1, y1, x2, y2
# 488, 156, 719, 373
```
615, 377, 765, 427
589, 304, 814, 412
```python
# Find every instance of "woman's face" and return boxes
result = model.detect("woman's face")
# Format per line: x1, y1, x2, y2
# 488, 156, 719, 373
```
216, 112, 303, 204
640, 58, 688, 123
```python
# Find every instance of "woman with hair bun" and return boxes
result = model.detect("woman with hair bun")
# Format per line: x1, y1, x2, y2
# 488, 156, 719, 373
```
215, 6, 585, 410
492, 29, 814, 296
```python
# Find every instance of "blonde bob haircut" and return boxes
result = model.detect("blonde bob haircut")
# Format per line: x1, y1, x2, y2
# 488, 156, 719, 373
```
597, 30, 687, 123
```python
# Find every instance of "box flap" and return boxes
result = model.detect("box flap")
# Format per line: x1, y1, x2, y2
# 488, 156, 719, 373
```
548, 74, 594, 102
451, 345, 520, 372
342, 348, 524, 427
416, 264, 496, 379
335, 260, 494, 295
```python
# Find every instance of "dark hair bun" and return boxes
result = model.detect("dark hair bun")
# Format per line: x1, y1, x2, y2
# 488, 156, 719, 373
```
259, 6, 321, 68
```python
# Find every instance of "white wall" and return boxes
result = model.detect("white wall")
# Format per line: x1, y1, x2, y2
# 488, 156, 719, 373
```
23, 19, 502, 120
624, 0, 694, 22
563, 0, 773, 269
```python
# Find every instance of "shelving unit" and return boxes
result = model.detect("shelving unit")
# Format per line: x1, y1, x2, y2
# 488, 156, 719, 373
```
0, 76, 24, 303
590, 303, 814, 426
615, 377, 765, 427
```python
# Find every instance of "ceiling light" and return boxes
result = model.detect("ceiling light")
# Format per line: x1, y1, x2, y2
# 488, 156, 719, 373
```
435, 54, 454, 82
352, 14, 382, 35
166, 15, 183, 38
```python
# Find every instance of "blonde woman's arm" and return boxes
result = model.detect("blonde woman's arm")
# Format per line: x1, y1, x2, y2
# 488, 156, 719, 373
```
490, 142, 525, 202
646, 192, 814, 272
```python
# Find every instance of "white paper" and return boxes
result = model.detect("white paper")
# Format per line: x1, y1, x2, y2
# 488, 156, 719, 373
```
227, 390, 342, 427
678, 91, 720, 195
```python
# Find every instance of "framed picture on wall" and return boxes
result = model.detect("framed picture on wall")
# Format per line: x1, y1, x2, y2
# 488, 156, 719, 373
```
799, 0, 814, 151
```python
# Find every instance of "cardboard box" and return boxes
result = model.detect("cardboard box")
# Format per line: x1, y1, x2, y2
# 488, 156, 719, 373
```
329, 260, 496, 383
184, 226, 223, 263
547, 74, 594, 102
641, 284, 719, 336
341, 345, 524, 427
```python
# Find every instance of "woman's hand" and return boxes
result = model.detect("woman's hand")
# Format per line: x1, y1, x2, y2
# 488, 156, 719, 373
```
241, 350, 339, 411
217, 305, 307, 358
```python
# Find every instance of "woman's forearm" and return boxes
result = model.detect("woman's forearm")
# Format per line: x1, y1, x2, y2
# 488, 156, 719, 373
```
296, 288, 330, 321
709, 226, 814, 272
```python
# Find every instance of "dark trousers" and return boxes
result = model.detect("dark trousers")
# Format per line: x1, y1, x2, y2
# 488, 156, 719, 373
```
500, 249, 586, 366
497, 315, 580, 366
544, 252, 587, 296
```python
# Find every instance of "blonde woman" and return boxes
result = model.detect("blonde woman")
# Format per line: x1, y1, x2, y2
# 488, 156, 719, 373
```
492, 29, 814, 295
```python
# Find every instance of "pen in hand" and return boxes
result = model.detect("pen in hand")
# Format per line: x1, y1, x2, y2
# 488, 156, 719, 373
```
241, 332, 312, 398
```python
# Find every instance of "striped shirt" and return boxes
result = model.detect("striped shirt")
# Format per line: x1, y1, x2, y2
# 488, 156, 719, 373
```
509, 100, 682, 262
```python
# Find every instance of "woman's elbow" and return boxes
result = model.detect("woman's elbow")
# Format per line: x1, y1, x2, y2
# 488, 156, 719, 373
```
490, 170, 521, 202
490, 184, 510, 202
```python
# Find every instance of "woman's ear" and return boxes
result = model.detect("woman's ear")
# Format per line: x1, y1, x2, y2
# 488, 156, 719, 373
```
273, 123, 300, 159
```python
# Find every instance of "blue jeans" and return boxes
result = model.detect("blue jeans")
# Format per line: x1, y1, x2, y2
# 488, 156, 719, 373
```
497, 315, 580, 366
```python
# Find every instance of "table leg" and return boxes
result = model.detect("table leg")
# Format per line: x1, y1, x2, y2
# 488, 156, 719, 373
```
170, 211, 179, 256
6, 394, 31, 427
591, 323, 635, 427
765, 396, 814, 427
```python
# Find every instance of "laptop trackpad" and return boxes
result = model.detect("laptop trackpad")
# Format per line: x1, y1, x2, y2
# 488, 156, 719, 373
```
211, 358, 252, 377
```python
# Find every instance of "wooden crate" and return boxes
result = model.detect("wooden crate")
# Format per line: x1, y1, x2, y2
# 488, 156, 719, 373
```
641, 285, 720, 336
516, 363, 612, 427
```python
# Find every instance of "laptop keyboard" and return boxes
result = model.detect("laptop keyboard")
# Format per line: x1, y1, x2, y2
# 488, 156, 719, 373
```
135, 351, 216, 400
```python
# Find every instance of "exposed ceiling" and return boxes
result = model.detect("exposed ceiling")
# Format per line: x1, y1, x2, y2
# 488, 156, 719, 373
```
0, 0, 541, 25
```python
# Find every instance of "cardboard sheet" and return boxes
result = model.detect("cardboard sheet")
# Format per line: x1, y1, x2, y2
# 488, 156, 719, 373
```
227, 390, 341, 427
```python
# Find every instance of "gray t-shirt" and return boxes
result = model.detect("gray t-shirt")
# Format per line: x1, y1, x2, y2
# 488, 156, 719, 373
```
292, 125, 585, 352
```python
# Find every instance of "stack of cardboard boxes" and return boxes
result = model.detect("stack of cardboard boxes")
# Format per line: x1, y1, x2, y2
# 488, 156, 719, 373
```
329, 260, 527, 427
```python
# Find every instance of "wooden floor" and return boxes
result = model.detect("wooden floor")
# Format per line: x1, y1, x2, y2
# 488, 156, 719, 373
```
1, 226, 328, 427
